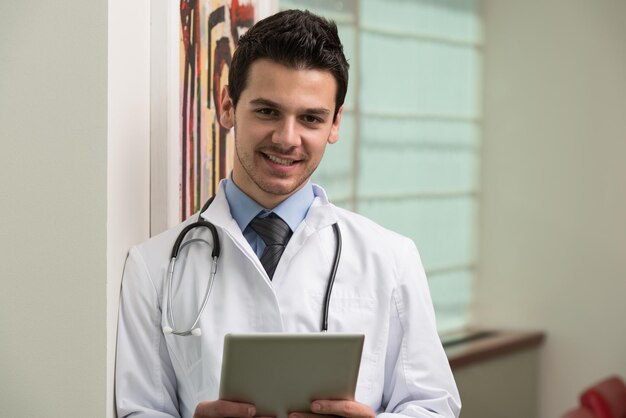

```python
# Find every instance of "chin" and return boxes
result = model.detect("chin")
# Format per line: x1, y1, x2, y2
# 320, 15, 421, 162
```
259, 179, 302, 197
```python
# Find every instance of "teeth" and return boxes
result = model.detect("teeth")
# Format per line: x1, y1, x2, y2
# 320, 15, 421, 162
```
267, 154, 294, 166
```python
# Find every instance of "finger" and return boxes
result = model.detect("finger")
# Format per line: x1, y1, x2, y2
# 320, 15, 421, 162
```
310, 400, 375, 418
194, 400, 256, 418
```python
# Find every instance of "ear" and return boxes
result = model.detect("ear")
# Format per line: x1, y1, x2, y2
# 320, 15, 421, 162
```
327, 105, 343, 144
219, 85, 235, 129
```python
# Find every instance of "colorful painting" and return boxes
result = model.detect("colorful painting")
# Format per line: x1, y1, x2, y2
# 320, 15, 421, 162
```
179, 0, 273, 220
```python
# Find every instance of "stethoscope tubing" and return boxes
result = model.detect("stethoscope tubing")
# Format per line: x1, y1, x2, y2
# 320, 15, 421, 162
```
163, 196, 341, 336
321, 223, 341, 332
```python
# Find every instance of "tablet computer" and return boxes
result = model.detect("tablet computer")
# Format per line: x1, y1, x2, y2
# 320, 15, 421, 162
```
219, 333, 364, 418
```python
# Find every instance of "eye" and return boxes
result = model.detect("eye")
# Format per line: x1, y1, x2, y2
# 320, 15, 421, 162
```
301, 114, 324, 125
255, 108, 278, 118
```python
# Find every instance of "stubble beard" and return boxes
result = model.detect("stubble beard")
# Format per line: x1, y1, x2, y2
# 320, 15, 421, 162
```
234, 141, 319, 198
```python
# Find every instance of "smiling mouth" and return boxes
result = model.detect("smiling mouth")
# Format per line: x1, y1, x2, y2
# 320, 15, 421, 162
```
265, 153, 297, 166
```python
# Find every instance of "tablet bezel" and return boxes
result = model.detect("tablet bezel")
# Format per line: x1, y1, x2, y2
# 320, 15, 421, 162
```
218, 333, 365, 418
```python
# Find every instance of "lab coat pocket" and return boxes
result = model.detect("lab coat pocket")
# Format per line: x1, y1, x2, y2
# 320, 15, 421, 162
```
310, 292, 377, 333
309, 292, 381, 394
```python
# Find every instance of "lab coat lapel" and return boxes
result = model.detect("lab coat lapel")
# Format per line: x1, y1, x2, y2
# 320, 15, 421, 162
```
274, 185, 339, 278
199, 183, 258, 259
198, 182, 276, 290
198, 181, 340, 282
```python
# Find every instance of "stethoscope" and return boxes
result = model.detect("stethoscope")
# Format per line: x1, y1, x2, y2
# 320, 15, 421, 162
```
162, 196, 342, 337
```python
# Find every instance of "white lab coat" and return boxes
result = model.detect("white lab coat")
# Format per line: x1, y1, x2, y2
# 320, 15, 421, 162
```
116, 183, 461, 418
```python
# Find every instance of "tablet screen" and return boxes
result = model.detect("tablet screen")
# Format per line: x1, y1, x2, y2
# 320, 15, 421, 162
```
219, 333, 364, 418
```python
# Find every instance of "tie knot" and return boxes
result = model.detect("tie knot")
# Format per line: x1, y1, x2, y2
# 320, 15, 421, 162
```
250, 213, 292, 246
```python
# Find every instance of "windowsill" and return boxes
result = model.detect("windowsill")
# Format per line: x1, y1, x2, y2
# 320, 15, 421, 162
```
442, 329, 545, 370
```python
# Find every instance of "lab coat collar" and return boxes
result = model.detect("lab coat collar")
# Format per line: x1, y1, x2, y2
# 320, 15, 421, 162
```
199, 180, 339, 285
199, 180, 240, 232
306, 183, 338, 230
224, 178, 315, 234
201, 180, 339, 234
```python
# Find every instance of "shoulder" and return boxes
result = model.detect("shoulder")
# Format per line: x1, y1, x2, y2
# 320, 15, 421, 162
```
330, 205, 422, 279
315, 204, 427, 301
332, 205, 415, 249
124, 215, 200, 293
135, 215, 197, 260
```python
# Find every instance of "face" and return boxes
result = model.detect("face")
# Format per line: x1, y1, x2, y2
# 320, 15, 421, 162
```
220, 59, 343, 209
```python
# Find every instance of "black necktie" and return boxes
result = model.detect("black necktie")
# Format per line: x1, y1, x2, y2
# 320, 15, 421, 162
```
250, 213, 292, 279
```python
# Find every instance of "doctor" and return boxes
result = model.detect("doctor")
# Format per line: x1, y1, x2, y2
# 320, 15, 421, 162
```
116, 9, 460, 418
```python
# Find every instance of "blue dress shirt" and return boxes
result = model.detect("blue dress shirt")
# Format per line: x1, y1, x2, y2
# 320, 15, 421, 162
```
224, 178, 315, 258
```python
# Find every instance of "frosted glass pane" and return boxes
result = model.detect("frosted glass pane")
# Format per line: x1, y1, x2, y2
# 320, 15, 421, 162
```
360, 33, 480, 116
358, 119, 479, 195
358, 146, 477, 195
362, 118, 480, 147
361, 0, 481, 44
311, 112, 355, 200
358, 197, 476, 272
429, 269, 472, 332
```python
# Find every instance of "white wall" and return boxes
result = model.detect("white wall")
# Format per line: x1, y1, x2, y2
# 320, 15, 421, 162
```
107, 0, 151, 416
477, 1, 626, 417
0, 1, 150, 416
0, 1, 107, 416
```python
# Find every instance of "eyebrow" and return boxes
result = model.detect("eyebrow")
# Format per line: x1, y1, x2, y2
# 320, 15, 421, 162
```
249, 98, 331, 116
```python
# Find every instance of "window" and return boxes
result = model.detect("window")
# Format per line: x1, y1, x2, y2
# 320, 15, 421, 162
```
281, 0, 482, 334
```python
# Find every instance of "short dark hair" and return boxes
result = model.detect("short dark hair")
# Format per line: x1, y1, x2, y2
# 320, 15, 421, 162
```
228, 9, 349, 120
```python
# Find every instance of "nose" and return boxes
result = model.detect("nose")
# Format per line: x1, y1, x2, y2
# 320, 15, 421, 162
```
272, 117, 301, 147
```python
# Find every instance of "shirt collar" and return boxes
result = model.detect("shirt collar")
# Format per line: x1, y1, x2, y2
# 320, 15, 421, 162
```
224, 177, 315, 233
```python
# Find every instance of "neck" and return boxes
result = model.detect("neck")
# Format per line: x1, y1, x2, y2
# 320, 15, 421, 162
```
230, 173, 297, 210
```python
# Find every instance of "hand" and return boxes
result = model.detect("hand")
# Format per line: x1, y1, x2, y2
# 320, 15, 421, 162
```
288, 400, 375, 418
193, 400, 257, 418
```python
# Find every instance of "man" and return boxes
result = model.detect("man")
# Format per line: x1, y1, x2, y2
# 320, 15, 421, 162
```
116, 9, 461, 418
